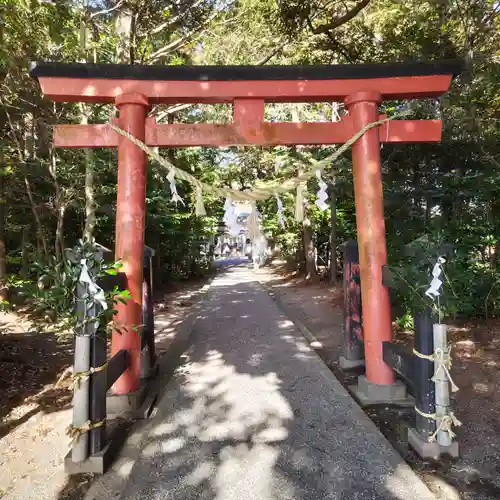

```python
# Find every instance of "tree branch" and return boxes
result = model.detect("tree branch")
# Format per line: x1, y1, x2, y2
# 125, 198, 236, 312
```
308, 0, 370, 34
90, 0, 125, 19
154, 103, 194, 122
150, 0, 205, 35
151, 34, 293, 119
1, 99, 24, 162
147, 10, 219, 62
256, 38, 290, 65
325, 32, 355, 62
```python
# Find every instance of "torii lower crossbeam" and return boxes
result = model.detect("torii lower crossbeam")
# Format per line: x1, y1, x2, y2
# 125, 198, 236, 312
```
53, 117, 442, 148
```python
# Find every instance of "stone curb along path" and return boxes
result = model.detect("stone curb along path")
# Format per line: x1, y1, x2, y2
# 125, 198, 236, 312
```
86, 265, 436, 500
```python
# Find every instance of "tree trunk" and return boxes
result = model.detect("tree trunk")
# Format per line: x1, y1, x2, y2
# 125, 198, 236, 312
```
83, 147, 95, 240
328, 181, 338, 285
24, 176, 48, 259
77, 10, 97, 241
303, 198, 318, 281
48, 145, 67, 262
80, 105, 96, 240
492, 241, 500, 269
0, 173, 7, 301
55, 200, 67, 262
20, 225, 30, 280
115, 4, 134, 63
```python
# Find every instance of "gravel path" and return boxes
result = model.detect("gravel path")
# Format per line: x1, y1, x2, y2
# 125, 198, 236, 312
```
115, 265, 435, 500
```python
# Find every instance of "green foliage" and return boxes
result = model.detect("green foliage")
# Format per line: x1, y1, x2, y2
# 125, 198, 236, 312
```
29, 256, 78, 322
20, 239, 128, 330
395, 312, 414, 330
2, 0, 500, 327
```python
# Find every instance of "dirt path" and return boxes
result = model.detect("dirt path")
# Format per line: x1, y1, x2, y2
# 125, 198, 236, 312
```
258, 262, 500, 500
0, 278, 209, 500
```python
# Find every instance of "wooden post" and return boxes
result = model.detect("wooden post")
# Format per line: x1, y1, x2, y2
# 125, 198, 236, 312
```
339, 241, 364, 369
89, 306, 107, 455
72, 282, 91, 462
414, 309, 436, 440
345, 91, 394, 386
141, 246, 155, 379
111, 93, 149, 395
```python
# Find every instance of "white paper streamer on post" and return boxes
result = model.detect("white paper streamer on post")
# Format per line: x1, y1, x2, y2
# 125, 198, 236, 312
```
314, 169, 329, 211
79, 259, 108, 311
425, 257, 446, 299
276, 195, 286, 228
167, 169, 184, 206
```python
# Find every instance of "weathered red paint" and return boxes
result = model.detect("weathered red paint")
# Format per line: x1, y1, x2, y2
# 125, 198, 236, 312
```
37, 74, 453, 104
53, 119, 443, 148
34, 63, 457, 396
233, 98, 265, 127
345, 90, 394, 386
111, 93, 148, 395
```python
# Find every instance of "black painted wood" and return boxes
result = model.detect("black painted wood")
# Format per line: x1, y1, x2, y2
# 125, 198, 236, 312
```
106, 350, 129, 391
340, 241, 364, 362
90, 316, 107, 455
30, 59, 464, 82
97, 272, 127, 293
141, 255, 155, 374
382, 341, 415, 392
413, 309, 437, 439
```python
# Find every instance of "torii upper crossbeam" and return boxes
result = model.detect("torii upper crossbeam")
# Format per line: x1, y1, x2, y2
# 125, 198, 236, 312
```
31, 59, 462, 398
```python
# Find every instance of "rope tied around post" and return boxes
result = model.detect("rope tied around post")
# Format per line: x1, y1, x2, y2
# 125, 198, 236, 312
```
414, 406, 462, 442
66, 419, 106, 445
71, 361, 108, 389
412, 346, 459, 392
432, 347, 459, 392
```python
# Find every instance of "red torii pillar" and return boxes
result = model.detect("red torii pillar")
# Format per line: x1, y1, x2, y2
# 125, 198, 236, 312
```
31, 60, 461, 403
346, 91, 393, 386
113, 93, 149, 394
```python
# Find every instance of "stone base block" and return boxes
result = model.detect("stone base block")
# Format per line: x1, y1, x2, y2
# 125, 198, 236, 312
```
408, 427, 459, 459
349, 375, 414, 407
339, 355, 365, 370
64, 426, 127, 475
140, 360, 159, 380
107, 382, 157, 419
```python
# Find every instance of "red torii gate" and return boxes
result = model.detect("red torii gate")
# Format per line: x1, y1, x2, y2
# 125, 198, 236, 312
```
31, 60, 461, 402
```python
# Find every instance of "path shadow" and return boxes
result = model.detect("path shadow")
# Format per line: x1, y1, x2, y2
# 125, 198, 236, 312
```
85, 268, 432, 500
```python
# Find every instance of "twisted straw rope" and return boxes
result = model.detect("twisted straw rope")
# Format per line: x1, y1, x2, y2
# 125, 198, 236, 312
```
109, 111, 409, 202
413, 346, 459, 392
414, 406, 462, 442
66, 419, 106, 444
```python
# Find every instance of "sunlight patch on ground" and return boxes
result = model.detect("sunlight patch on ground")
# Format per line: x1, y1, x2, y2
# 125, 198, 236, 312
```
140, 349, 296, 500
116, 458, 135, 477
